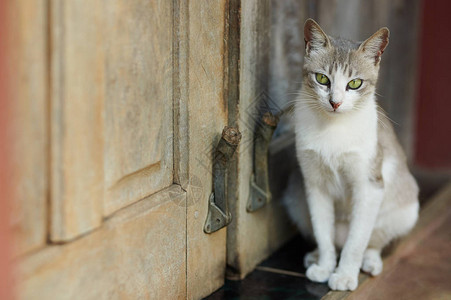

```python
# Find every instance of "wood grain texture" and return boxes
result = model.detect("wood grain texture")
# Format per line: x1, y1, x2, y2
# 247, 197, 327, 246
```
226, 0, 296, 279
7, 0, 48, 255
103, 0, 173, 215
50, 0, 104, 241
173, 0, 190, 189
17, 185, 187, 300
269, 0, 309, 111
50, 0, 175, 241
380, 0, 420, 162
185, 0, 229, 298
14, 0, 233, 298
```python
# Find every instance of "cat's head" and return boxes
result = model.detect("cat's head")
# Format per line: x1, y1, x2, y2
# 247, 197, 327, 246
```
301, 19, 389, 114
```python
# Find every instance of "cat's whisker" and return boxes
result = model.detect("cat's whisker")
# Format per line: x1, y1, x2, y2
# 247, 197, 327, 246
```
376, 106, 399, 126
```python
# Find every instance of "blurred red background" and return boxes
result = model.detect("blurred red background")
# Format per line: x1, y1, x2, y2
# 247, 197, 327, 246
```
415, 0, 451, 169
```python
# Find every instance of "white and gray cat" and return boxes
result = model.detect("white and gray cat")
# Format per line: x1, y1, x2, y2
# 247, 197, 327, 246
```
283, 19, 419, 291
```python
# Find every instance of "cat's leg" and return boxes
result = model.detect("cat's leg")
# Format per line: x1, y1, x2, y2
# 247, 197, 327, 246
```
305, 187, 336, 283
304, 249, 318, 268
361, 200, 419, 276
361, 248, 383, 276
328, 181, 383, 291
298, 150, 336, 282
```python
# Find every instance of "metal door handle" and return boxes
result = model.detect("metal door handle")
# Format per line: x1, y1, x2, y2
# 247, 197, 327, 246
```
247, 112, 279, 212
204, 126, 241, 233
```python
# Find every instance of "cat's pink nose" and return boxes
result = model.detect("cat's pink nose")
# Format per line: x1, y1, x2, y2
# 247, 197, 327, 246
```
329, 99, 342, 110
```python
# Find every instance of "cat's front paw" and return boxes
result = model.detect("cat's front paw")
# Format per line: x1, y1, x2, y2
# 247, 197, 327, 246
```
306, 264, 333, 283
328, 272, 358, 291
361, 250, 383, 276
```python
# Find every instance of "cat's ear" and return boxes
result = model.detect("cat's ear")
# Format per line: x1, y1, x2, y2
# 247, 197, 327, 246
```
358, 28, 389, 65
304, 19, 330, 55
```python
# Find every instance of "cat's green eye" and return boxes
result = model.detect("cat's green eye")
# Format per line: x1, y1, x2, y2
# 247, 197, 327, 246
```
315, 73, 330, 85
348, 79, 362, 90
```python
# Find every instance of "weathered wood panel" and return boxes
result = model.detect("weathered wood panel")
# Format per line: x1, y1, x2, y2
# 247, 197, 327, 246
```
50, 0, 104, 241
173, 0, 190, 189
18, 185, 186, 300
269, 0, 309, 113
8, 0, 48, 254
50, 0, 175, 240
103, 0, 173, 215
378, 0, 420, 161
226, 0, 297, 279
185, 1, 229, 298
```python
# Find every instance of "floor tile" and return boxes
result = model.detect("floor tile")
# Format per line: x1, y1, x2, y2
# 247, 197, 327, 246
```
205, 236, 330, 300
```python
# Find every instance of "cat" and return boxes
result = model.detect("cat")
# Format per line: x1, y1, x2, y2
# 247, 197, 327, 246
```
283, 19, 419, 291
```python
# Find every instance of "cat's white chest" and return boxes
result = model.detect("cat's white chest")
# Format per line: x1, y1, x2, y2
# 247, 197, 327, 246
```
294, 104, 378, 203
294, 105, 378, 159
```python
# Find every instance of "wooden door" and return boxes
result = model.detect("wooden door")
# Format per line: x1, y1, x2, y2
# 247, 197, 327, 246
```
226, 0, 298, 279
11, 0, 231, 299
8, 0, 355, 297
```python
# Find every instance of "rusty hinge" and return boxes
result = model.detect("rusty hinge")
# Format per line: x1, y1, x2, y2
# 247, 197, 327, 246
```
247, 112, 279, 212
204, 126, 242, 233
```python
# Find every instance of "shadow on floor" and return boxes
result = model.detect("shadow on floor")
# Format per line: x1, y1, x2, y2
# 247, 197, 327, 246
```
205, 236, 330, 300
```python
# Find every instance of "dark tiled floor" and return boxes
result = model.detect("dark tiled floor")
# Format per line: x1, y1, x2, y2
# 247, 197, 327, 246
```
205, 236, 330, 300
